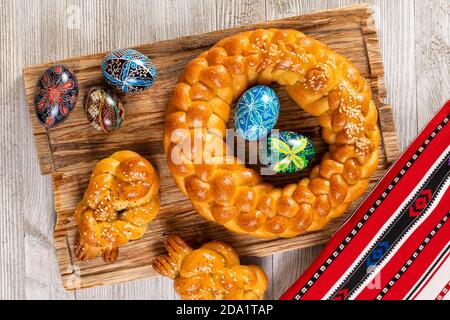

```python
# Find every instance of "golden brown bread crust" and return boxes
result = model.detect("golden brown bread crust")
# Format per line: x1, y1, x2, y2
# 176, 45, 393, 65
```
164, 29, 380, 238
74, 150, 160, 262
153, 236, 268, 300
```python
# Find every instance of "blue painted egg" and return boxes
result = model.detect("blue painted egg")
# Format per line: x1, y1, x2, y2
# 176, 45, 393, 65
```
101, 49, 157, 93
34, 65, 79, 129
235, 85, 280, 141
261, 131, 316, 174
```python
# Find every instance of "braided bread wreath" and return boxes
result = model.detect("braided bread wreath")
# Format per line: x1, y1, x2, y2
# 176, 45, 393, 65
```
164, 29, 380, 238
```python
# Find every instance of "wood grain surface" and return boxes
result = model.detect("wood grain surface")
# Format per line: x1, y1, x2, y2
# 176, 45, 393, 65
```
1, 0, 449, 300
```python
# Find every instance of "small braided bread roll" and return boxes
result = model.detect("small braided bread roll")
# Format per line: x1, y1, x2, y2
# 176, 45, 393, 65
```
153, 235, 268, 299
164, 29, 380, 238
74, 150, 160, 262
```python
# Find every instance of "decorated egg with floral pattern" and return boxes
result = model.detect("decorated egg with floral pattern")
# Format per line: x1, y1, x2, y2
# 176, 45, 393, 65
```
261, 131, 316, 174
84, 87, 124, 133
235, 85, 280, 141
101, 49, 157, 93
34, 65, 78, 129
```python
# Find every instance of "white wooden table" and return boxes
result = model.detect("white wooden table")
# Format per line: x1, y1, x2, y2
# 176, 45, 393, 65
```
0, 0, 448, 300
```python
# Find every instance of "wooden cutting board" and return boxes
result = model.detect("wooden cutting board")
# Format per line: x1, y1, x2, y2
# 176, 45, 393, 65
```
23, 4, 399, 290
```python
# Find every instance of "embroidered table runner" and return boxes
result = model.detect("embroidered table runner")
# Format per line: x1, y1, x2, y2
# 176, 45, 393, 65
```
281, 101, 450, 300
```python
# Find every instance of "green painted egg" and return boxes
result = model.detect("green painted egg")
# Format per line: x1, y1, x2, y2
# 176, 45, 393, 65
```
261, 131, 316, 174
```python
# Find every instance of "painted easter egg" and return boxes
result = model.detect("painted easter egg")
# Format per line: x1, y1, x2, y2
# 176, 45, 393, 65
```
235, 85, 280, 141
84, 87, 124, 133
34, 65, 78, 129
261, 131, 316, 174
101, 48, 157, 93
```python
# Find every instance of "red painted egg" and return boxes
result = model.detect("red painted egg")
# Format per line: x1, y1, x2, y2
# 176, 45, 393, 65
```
34, 65, 79, 129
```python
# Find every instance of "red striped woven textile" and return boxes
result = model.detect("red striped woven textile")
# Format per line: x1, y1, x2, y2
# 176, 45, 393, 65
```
281, 100, 450, 300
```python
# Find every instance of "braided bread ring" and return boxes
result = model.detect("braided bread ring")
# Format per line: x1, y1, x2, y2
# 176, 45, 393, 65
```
153, 235, 268, 299
164, 29, 380, 238
74, 150, 160, 262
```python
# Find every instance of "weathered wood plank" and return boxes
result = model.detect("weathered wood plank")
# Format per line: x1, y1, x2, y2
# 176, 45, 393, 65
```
415, 0, 450, 129
0, 0, 26, 300
375, 0, 418, 150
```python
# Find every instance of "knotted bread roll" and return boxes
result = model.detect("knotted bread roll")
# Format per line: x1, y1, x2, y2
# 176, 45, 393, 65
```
153, 235, 268, 299
164, 29, 380, 238
74, 150, 160, 262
